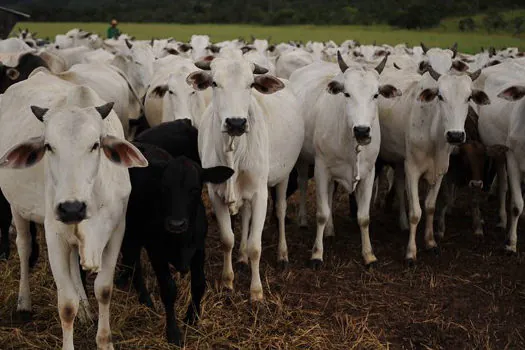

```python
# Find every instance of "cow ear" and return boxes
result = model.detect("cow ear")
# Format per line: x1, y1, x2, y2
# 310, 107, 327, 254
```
327, 81, 345, 95
418, 88, 439, 102
486, 144, 509, 159
101, 135, 148, 168
186, 71, 213, 91
452, 60, 469, 72
379, 84, 402, 98
6, 68, 20, 81
497, 86, 525, 101
0, 136, 45, 169
471, 90, 490, 105
202, 166, 234, 184
95, 102, 114, 120
252, 75, 284, 94
30, 106, 49, 122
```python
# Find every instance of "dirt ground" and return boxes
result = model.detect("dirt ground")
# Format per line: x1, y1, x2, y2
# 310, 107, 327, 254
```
1, 182, 525, 349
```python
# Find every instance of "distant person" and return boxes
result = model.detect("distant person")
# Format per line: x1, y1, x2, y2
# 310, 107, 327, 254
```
107, 19, 120, 39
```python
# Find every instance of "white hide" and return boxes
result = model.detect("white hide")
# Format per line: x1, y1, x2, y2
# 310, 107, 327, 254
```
275, 49, 315, 79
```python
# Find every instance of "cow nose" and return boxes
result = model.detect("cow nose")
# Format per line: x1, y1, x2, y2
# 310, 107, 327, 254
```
469, 180, 484, 189
56, 201, 87, 224
165, 218, 188, 233
225, 118, 247, 136
353, 125, 372, 145
446, 131, 466, 145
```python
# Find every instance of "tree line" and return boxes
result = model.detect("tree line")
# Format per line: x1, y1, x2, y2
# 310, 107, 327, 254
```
4, 0, 525, 30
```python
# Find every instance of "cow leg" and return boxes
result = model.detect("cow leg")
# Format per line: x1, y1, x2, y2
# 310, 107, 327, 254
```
395, 166, 409, 231
147, 248, 181, 345
185, 248, 205, 325
131, 260, 154, 307
12, 210, 32, 314
496, 162, 508, 230
505, 154, 523, 253
70, 249, 93, 324
435, 177, 455, 239
405, 163, 422, 261
324, 181, 335, 237
46, 224, 78, 350
423, 176, 443, 251
28, 222, 39, 269
472, 189, 484, 236
119, 237, 153, 307
310, 158, 331, 267
355, 169, 377, 266
297, 160, 309, 228
237, 200, 250, 265
247, 186, 268, 301
209, 190, 235, 291
275, 179, 289, 265
94, 220, 125, 350
0, 198, 13, 260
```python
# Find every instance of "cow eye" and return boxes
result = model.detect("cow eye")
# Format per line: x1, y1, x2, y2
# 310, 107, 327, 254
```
344, 92, 350, 98
438, 94, 444, 101
467, 95, 472, 102
212, 81, 218, 88
373, 93, 379, 99
91, 142, 100, 152
45, 143, 53, 153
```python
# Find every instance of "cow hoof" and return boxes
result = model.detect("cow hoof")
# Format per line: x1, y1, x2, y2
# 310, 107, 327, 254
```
250, 289, 264, 302
504, 246, 518, 257
184, 307, 199, 325
308, 259, 323, 270
278, 260, 289, 271
138, 294, 154, 309
405, 258, 416, 268
0, 249, 8, 261
365, 261, 377, 270
28, 243, 40, 269
14, 310, 33, 323
428, 246, 441, 256
166, 326, 182, 347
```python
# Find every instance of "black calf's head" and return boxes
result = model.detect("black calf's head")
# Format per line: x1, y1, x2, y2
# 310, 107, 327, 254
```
161, 156, 233, 235
0, 53, 49, 94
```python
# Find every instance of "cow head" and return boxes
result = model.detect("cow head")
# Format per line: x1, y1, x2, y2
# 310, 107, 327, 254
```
326, 52, 401, 146
0, 53, 49, 94
418, 43, 469, 75
418, 67, 490, 145
158, 156, 234, 236
0, 90, 147, 224
187, 51, 284, 137
190, 35, 211, 61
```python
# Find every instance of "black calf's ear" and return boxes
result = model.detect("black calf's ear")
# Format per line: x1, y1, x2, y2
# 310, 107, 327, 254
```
202, 166, 234, 184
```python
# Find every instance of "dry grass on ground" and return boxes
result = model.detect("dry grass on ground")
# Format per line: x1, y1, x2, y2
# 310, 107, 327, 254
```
1, 182, 525, 349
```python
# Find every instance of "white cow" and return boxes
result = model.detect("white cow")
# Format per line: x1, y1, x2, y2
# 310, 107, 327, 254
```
290, 53, 401, 266
378, 66, 490, 262
145, 55, 211, 128
190, 35, 212, 61
275, 49, 315, 79
475, 60, 525, 252
187, 48, 304, 301
0, 38, 33, 53
0, 71, 147, 349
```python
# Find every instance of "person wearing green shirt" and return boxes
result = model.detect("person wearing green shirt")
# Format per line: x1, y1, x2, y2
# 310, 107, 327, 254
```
107, 19, 120, 39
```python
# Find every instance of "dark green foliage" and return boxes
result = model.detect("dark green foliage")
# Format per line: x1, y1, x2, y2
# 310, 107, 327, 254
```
2, 0, 525, 28
459, 18, 476, 32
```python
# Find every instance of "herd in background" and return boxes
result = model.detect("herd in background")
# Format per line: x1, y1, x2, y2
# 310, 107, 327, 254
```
0, 27, 525, 349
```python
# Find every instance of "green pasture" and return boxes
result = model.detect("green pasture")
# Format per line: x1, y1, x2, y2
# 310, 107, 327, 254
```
12, 21, 524, 54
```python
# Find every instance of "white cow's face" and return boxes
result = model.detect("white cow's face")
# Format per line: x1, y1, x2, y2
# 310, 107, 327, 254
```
190, 35, 211, 61
186, 55, 284, 137
253, 39, 269, 53
417, 72, 490, 145
327, 53, 402, 145
418, 48, 469, 75
165, 70, 202, 123
0, 101, 147, 224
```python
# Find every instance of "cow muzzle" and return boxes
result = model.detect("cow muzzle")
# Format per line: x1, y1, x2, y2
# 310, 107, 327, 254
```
224, 118, 247, 136
56, 201, 87, 224
446, 131, 466, 145
353, 125, 372, 145
469, 180, 484, 189
165, 218, 189, 234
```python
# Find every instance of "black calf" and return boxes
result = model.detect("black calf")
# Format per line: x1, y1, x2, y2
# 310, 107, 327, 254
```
118, 142, 233, 346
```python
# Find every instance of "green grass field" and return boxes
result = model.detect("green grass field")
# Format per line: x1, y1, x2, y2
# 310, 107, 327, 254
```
12, 21, 525, 54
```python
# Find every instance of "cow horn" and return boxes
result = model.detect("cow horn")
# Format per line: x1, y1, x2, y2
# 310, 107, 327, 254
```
375, 53, 390, 75
426, 65, 441, 81
125, 39, 133, 49
451, 42, 458, 58
421, 42, 429, 54
195, 60, 212, 70
468, 69, 482, 82
337, 51, 349, 73
489, 47, 496, 58
95, 102, 115, 120
253, 63, 269, 75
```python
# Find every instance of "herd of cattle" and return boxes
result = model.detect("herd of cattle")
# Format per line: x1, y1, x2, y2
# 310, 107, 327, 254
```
0, 28, 525, 349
